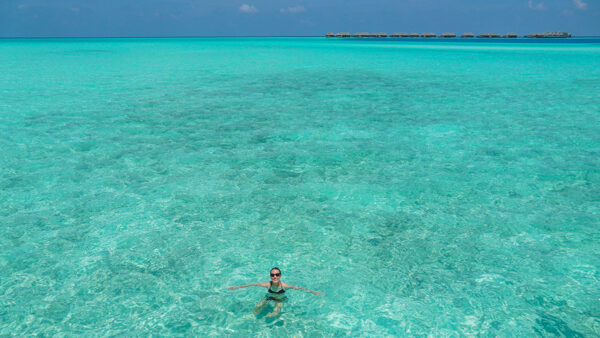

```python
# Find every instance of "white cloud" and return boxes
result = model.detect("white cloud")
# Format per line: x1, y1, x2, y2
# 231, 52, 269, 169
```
573, 0, 587, 10
528, 0, 546, 10
280, 5, 306, 14
239, 4, 258, 13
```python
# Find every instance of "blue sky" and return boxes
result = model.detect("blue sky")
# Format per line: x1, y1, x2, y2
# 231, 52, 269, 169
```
1, 0, 598, 37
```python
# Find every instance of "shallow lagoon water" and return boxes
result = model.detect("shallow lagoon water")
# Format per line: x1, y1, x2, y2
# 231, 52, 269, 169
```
0, 37, 599, 336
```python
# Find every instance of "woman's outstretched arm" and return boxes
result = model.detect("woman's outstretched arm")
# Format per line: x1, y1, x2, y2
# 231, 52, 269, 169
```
282, 282, 324, 295
228, 282, 269, 290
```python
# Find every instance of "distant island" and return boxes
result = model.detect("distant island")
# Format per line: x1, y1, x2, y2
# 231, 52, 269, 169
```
325, 32, 571, 38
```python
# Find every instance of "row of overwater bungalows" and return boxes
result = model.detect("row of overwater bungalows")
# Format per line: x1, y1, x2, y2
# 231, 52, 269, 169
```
325, 32, 571, 38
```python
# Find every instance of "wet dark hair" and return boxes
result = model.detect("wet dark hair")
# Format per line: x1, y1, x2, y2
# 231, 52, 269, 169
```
270, 267, 281, 274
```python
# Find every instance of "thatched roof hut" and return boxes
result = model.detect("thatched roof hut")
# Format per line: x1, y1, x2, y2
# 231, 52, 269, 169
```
440, 32, 456, 38
477, 33, 501, 38
541, 32, 571, 38
421, 33, 436, 38
352, 32, 369, 38
503, 33, 518, 38
409, 33, 420, 37
390, 33, 409, 37
325, 32, 335, 38
461, 33, 474, 38
335, 32, 351, 38
374, 33, 388, 37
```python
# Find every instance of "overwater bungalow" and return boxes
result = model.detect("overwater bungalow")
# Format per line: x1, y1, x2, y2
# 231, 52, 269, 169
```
545, 32, 571, 38
440, 33, 456, 38
504, 33, 518, 38
477, 33, 501, 38
390, 33, 409, 38
352, 32, 369, 38
374, 33, 388, 38
325, 32, 335, 38
421, 33, 436, 38
335, 32, 351, 38
409, 33, 420, 38
526, 32, 571, 38
461, 33, 475, 38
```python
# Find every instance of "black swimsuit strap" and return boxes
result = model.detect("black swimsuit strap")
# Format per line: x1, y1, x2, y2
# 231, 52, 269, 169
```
269, 281, 285, 294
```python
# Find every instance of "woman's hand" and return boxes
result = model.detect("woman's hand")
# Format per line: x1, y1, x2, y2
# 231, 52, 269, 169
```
311, 291, 324, 295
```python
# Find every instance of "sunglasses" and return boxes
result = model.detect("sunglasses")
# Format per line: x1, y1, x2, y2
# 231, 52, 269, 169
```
270, 273, 281, 277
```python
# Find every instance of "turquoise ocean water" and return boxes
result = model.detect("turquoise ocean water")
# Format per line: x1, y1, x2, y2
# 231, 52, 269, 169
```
1, 37, 599, 336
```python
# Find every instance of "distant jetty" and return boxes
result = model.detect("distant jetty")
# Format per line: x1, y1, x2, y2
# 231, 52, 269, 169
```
325, 31, 571, 38
347, 32, 388, 38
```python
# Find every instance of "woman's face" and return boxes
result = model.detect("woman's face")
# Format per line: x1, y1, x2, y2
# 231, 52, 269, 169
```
270, 269, 281, 282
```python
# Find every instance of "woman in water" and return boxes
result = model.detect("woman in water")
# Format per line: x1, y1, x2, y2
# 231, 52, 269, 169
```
228, 267, 323, 317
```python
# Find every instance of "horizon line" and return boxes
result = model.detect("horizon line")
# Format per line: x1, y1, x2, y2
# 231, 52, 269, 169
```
1, 35, 321, 39
1, 35, 600, 39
